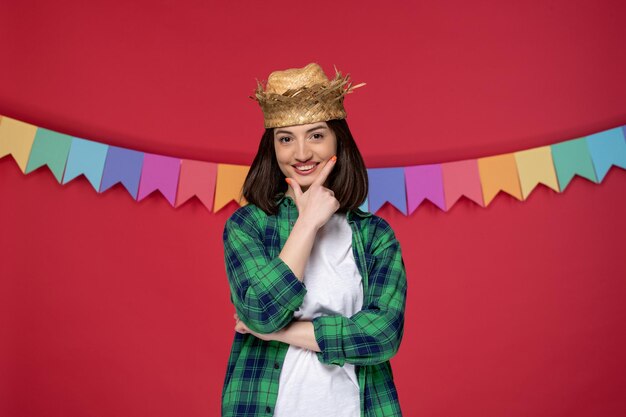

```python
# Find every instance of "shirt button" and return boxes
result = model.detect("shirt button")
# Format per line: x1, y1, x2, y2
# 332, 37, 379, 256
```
290, 221, 294, 226
274, 362, 280, 369
266, 406, 272, 413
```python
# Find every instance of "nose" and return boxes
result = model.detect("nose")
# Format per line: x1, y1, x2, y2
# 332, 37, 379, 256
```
295, 140, 313, 161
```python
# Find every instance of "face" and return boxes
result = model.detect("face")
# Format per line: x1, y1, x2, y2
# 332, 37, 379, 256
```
273, 121, 337, 197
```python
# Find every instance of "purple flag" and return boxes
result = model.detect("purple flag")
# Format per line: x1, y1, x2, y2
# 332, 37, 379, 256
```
100, 146, 144, 199
137, 153, 181, 206
367, 167, 407, 215
405, 164, 446, 214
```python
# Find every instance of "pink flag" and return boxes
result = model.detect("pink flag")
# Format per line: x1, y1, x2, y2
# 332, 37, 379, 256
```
176, 159, 217, 211
137, 154, 181, 206
405, 164, 446, 214
441, 159, 484, 210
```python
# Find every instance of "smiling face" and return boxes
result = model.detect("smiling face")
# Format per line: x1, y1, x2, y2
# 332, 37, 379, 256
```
273, 121, 337, 198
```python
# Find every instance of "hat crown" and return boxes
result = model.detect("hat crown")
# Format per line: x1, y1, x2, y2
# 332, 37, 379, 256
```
251, 62, 365, 128
265, 63, 329, 94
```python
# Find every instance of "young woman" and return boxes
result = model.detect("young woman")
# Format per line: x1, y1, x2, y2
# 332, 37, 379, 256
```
221, 63, 407, 417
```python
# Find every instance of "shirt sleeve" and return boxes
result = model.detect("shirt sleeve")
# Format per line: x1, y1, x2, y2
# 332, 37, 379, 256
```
223, 209, 307, 334
312, 218, 407, 366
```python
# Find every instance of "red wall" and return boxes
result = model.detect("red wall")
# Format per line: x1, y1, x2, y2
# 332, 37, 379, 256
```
1, 1, 625, 416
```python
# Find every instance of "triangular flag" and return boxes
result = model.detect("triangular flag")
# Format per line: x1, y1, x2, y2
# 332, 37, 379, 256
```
62, 137, 109, 191
405, 164, 446, 214
551, 137, 597, 190
25, 128, 73, 183
477, 153, 522, 206
99, 146, 144, 199
585, 127, 626, 182
367, 167, 407, 215
214, 164, 249, 212
359, 197, 368, 213
514, 146, 559, 199
137, 154, 181, 206
441, 160, 484, 210
0, 116, 38, 173
176, 159, 217, 211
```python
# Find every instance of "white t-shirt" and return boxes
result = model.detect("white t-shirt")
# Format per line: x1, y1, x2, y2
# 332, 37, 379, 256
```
273, 213, 363, 417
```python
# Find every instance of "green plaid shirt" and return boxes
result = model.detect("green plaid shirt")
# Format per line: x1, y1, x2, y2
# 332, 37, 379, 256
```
221, 192, 407, 416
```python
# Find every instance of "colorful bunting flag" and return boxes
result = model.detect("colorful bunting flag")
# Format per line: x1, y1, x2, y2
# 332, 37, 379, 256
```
214, 164, 249, 212
551, 137, 597, 191
176, 159, 217, 211
25, 128, 73, 183
0, 114, 624, 217
585, 127, 626, 182
100, 146, 144, 198
63, 137, 109, 191
404, 164, 445, 214
514, 146, 560, 199
441, 160, 484, 210
359, 197, 368, 213
137, 154, 181, 206
477, 153, 523, 205
0, 117, 38, 173
367, 167, 407, 215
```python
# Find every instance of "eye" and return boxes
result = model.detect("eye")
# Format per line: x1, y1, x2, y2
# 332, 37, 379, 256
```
311, 133, 324, 140
278, 136, 291, 143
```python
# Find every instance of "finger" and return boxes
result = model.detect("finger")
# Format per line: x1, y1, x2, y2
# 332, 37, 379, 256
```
286, 177, 303, 200
312, 155, 337, 187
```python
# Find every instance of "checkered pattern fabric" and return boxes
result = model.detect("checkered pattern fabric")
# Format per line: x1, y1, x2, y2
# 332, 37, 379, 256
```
222, 192, 407, 416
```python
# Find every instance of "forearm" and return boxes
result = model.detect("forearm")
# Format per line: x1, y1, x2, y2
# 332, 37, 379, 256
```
275, 320, 321, 352
279, 218, 319, 281
224, 216, 308, 334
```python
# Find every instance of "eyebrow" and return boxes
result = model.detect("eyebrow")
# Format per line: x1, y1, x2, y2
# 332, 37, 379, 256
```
274, 124, 328, 136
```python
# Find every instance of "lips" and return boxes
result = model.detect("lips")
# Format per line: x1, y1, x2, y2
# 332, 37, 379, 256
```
292, 162, 319, 175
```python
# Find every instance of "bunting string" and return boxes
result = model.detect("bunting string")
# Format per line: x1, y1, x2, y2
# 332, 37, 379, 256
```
0, 114, 625, 215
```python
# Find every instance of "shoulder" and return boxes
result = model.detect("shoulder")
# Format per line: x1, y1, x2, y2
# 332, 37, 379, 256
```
223, 203, 269, 236
354, 214, 398, 253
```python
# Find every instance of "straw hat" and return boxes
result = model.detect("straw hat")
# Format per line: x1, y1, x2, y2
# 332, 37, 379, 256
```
250, 63, 366, 128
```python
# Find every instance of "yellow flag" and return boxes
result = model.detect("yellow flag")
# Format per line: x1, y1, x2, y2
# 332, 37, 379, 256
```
0, 116, 38, 173
514, 146, 560, 199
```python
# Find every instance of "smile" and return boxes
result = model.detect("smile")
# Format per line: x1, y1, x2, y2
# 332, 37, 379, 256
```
292, 162, 319, 175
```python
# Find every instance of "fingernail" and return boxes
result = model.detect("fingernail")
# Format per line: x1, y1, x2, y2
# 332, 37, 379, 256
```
331, 155, 337, 162
285, 178, 291, 185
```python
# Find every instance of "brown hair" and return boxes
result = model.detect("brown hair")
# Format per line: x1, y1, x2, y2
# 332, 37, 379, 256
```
241, 118, 368, 216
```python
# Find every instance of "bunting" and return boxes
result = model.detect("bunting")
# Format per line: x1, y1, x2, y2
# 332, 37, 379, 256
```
0, 114, 624, 216
64, 137, 108, 190
405, 164, 446, 214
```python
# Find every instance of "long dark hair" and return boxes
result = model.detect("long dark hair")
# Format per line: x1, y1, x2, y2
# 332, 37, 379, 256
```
241, 118, 368, 216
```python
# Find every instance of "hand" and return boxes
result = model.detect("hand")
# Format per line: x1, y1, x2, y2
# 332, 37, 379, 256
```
234, 313, 275, 342
286, 156, 339, 230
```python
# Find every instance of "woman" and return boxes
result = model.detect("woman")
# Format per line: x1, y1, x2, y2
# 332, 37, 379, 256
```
221, 63, 407, 417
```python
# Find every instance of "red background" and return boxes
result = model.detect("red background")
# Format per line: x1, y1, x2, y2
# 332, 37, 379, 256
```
2, 1, 626, 416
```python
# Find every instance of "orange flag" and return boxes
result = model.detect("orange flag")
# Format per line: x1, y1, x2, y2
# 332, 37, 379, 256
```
477, 153, 523, 206
214, 164, 250, 212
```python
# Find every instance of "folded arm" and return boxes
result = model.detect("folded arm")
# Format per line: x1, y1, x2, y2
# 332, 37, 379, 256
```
312, 219, 407, 366
223, 210, 308, 334
237, 218, 408, 364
